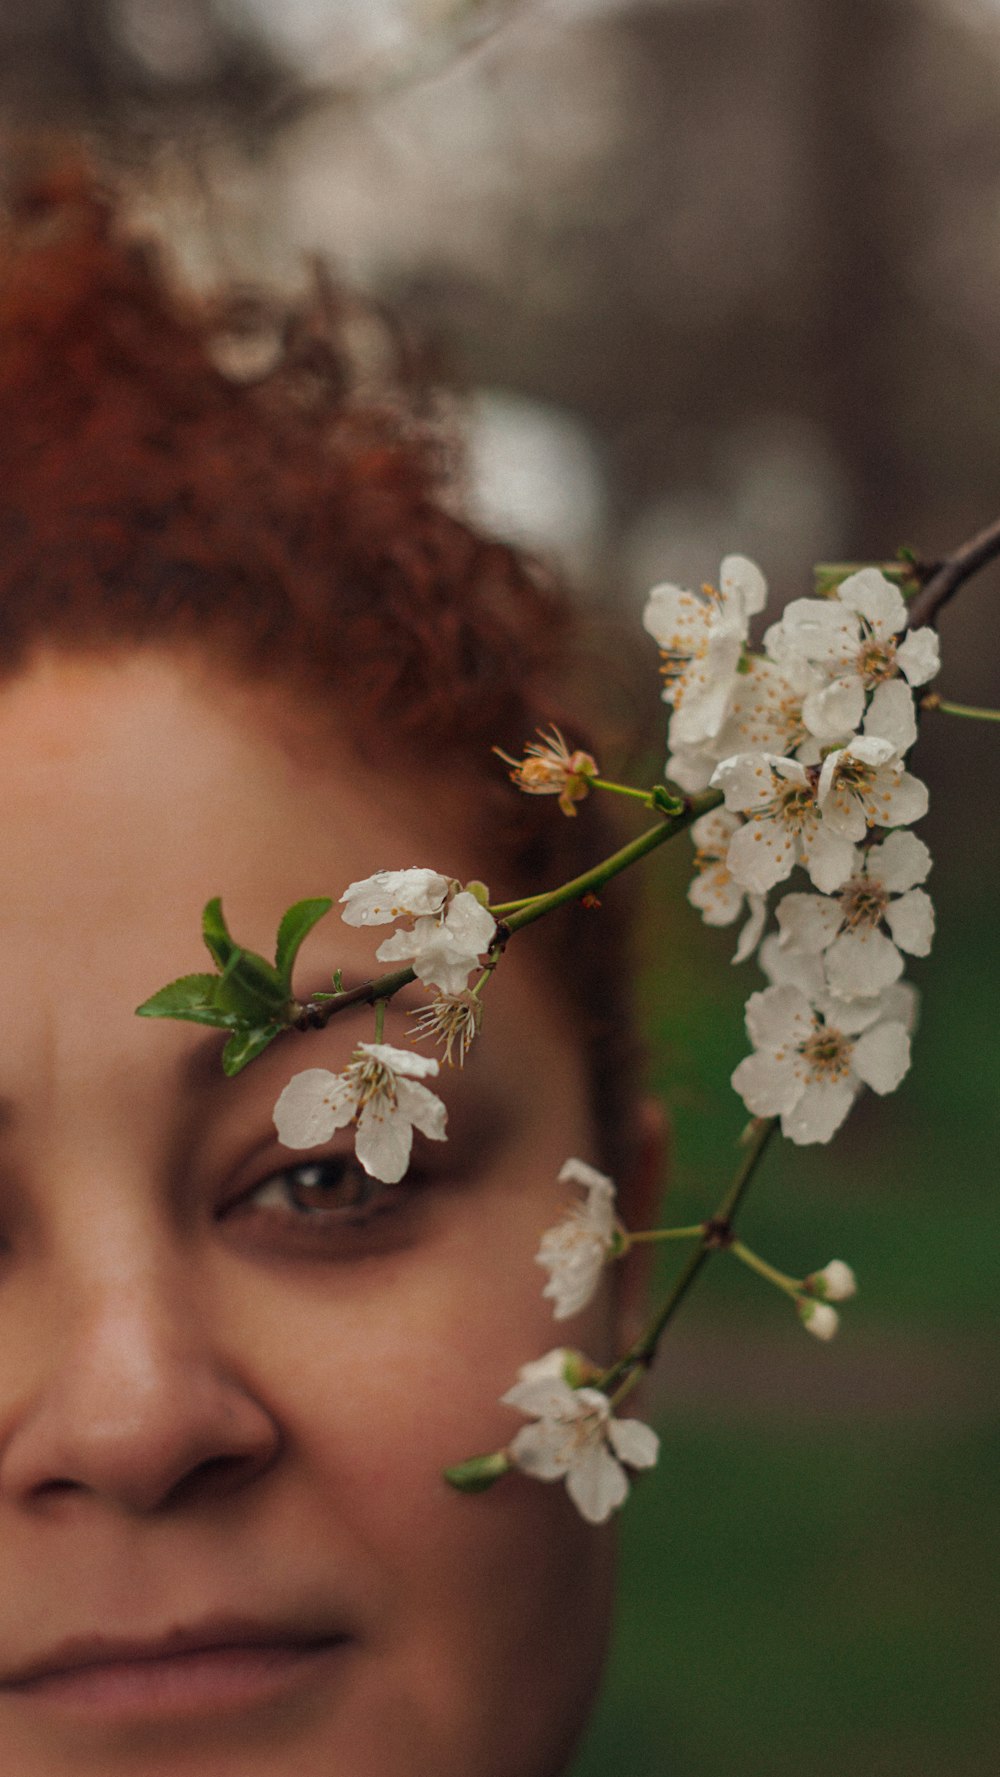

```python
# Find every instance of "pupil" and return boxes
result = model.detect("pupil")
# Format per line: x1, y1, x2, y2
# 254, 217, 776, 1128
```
290, 1161, 372, 1213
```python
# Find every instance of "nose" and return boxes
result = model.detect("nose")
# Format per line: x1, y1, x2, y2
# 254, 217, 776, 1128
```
0, 1238, 281, 1516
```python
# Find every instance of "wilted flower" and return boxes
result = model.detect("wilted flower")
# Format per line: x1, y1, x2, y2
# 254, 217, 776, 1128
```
536, 1159, 620, 1321
495, 726, 598, 816
274, 1042, 447, 1183
410, 991, 483, 1066
502, 1362, 659, 1524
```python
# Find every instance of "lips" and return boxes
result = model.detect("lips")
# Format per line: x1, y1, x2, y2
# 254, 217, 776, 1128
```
0, 1617, 353, 1720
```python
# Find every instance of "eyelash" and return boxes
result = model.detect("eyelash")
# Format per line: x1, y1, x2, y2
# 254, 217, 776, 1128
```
222, 1152, 414, 1249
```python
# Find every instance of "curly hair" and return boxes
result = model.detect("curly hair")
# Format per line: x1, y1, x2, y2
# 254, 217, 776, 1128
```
0, 157, 642, 1171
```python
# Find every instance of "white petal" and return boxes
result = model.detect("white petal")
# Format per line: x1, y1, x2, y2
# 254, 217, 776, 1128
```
867, 829, 931, 892
503, 1376, 579, 1419
824, 928, 903, 998
865, 679, 917, 755
733, 895, 767, 964
781, 1080, 855, 1145
443, 891, 497, 953
758, 935, 828, 999
566, 1440, 629, 1524
711, 752, 779, 813
877, 981, 919, 1034
745, 984, 815, 1050
509, 1420, 573, 1481
802, 676, 866, 744
776, 892, 844, 954
726, 815, 799, 895
771, 597, 854, 666
273, 1068, 353, 1148
607, 1416, 660, 1470
879, 770, 929, 829
731, 1050, 804, 1118
719, 553, 768, 619
340, 867, 449, 925
851, 1021, 911, 1095
896, 626, 940, 687
558, 1157, 615, 1196
357, 1040, 440, 1079
836, 566, 906, 637
642, 581, 699, 648
689, 863, 745, 928
394, 1077, 448, 1143
514, 1349, 582, 1386
803, 824, 856, 893
670, 628, 744, 746
355, 1099, 415, 1182
666, 746, 718, 792
884, 888, 934, 956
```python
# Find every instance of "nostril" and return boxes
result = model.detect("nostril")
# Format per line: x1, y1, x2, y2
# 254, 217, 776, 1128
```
165, 1449, 275, 1510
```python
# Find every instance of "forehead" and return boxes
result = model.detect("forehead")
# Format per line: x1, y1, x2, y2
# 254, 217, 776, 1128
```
0, 648, 583, 1114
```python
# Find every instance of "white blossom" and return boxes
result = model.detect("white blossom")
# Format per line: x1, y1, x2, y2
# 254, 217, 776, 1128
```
810, 1260, 858, 1302
375, 890, 497, 995
536, 1159, 620, 1320
731, 983, 912, 1144
502, 1364, 659, 1524
711, 752, 855, 895
817, 734, 928, 843
340, 867, 451, 926
643, 554, 767, 749
765, 567, 940, 745
775, 831, 934, 999
688, 808, 767, 962
799, 1299, 840, 1341
273, 1042, 447, 1183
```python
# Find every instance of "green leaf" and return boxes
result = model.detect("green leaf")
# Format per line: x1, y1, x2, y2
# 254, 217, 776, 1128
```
202, 897, 239, 971
221, 1023, 285, 1077
274, 897, 333, 985
135, 973, 236, 1028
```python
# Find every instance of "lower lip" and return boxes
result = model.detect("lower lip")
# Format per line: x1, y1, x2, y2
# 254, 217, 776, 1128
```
5, 1639, 350, 1722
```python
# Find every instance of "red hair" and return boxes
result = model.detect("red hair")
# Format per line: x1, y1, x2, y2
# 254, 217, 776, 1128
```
0, 159, 641, 1167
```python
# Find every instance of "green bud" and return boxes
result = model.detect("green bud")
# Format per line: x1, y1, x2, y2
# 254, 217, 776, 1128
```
443, 1451, 511, 1493
464, 880, 492, 908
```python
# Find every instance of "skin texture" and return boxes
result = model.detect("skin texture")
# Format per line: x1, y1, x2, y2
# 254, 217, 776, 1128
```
0, 650, 656, 1777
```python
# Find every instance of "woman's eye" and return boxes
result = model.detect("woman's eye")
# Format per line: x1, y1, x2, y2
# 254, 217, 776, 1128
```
245, 1156, 392, 1223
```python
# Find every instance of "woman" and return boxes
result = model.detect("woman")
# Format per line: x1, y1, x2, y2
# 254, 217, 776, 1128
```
0, 164, 659, 1776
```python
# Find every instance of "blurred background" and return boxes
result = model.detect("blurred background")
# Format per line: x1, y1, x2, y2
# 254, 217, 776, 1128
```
1, 3, 997, 1771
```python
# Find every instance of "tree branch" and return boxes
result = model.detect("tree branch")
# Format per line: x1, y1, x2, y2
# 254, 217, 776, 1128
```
907, 513, 1000, 629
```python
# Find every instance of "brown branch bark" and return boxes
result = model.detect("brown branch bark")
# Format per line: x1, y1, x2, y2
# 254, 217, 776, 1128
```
907, 513, 1000, 629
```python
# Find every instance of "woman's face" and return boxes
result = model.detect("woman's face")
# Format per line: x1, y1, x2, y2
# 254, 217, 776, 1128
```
0, 650, 639, 1777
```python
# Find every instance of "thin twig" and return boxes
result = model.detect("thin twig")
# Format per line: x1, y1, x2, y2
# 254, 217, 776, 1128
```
907, 513, 1000, 629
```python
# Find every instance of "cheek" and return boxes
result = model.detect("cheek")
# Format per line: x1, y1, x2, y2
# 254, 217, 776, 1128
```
234, 1202, 617, 1773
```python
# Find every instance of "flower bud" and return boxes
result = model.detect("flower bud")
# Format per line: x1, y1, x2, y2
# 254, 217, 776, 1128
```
443, 1451, 511, 1493
809, 1260, 857, 1302
798, 1299, 840, 1341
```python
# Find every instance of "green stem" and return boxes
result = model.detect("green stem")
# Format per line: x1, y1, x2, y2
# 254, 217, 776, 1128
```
498, 788, 723, 936
374, 997, 386, 1042
589, 777, 658, 804
626, 1224, 704, 1245
596, 1116, 779, 1394
929, 696, 1000, 724
730, 1238, 801, 1300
